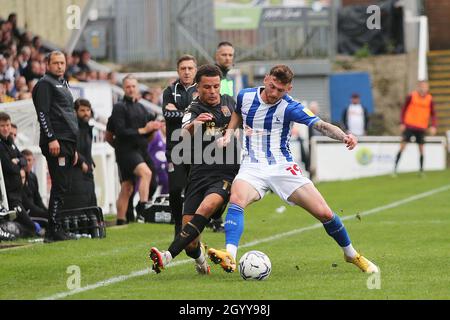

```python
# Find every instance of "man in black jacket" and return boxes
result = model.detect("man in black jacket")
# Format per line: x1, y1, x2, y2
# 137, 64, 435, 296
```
20, 149, 48, 228
163, 55, 197, 236
0, 112, 36, 238
215, 41, 235, 98
32, 51, 79, 242
110, 75, 161, 225
62, 98, 97, 209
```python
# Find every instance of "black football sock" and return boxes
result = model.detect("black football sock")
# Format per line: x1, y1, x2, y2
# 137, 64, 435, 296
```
185, 242, 202, 260
168, 214, 209, 259
420, 155, 424, 172
394, 151, 402, 170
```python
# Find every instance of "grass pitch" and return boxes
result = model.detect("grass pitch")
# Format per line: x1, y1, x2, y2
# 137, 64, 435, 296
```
1, 170, 449, 300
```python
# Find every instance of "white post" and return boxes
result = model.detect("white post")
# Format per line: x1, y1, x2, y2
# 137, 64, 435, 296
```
418, 16, 429, 81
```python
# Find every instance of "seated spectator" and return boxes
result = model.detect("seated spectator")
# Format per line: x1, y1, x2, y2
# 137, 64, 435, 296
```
21, 149, 48, 228
78, 49, 91, 72
0, 54, 15, 84
0, 112, 37, 238
12, 75, 26, 98
7, 13, 21, 41
0, 79, 15, 103
65, 52, 81, 79
32, 36, 48, 54
24, 60, 42, 82
17, 46, 31, 75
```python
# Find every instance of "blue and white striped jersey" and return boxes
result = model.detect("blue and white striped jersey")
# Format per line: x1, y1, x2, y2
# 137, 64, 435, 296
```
236, 87, 320, 165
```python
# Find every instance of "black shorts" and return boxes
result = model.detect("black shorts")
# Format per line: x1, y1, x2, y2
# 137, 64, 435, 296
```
183, 175, 234, 216
402, 128, 425, 144
116, 150, 151, 183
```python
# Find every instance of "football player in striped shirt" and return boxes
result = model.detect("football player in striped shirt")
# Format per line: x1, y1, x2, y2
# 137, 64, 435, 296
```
208, 65, 379, 274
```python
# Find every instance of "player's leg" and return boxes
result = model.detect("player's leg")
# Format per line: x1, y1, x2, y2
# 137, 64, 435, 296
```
168, 163, 188, 237
394, 130, 411, 174
116, 180, 134, 224
133, 162, 152, 204
416, 131, 425, 174
208, 178, 262, 272
150, 187, 225, 273
288, 184, 379, 273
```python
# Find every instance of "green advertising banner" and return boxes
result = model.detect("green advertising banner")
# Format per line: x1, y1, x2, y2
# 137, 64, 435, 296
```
214, 7, 262, 30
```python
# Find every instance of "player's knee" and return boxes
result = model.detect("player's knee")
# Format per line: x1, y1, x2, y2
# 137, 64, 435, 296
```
120, 183, 134, 197
314, 204, 333, 222
229, 193, 245, 208
197, 202, 217, 216
141, 167, 152, 180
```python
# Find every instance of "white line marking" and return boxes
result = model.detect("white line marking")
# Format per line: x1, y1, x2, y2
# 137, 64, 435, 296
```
41, 184, 450, 300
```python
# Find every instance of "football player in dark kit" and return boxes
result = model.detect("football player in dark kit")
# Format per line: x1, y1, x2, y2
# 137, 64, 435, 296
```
163, 55, 198, 236
32, 51, 79, 242
149, 64, 240, 275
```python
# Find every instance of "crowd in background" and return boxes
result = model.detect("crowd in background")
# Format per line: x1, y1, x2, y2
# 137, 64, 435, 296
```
0, 13, 120, 104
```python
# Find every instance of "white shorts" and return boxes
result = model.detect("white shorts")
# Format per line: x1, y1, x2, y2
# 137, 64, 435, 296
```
234, 162, 312, 206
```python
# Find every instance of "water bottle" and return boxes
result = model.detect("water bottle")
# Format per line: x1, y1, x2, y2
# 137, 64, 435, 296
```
88, 213, 100, 238
62, 217, 71, 232
79, 214, 89, 234
71, 216, 79, 234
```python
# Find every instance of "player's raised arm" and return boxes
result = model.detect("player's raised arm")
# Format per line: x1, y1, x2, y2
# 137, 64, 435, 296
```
313, 120, 358, 150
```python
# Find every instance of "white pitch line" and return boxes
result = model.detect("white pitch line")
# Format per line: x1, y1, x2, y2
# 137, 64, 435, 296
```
41, 184, 450, 300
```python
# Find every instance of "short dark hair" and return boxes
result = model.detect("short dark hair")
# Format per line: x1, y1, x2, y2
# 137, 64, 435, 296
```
21, 149, 33, 157
74, 98, 92, 111
0, 112, 11, 122
11, 123, 17, 129
177, 55, 197, 68
217, 41, 233, 49
46, 50, 65, 64
195, 64, 223, 84
269, 65, 294, 85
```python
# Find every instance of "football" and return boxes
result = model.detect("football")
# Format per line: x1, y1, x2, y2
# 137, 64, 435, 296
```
238, 250, 272, 281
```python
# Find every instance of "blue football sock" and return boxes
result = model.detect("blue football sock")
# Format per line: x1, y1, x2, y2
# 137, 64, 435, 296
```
224, 203, 244, 247
323, 213, 351, 247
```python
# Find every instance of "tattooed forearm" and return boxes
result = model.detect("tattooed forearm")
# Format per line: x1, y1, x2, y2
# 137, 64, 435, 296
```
313, 120, 346, 141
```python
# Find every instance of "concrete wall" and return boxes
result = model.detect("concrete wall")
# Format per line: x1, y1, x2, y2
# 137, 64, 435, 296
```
0, 0, 87, 48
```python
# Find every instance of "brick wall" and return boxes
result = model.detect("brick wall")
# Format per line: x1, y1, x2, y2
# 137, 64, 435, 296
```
425, 0, 450, 50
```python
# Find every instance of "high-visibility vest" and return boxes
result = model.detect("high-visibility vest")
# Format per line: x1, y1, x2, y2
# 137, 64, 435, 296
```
404, 91, 432, 129
220, 78, 234, 97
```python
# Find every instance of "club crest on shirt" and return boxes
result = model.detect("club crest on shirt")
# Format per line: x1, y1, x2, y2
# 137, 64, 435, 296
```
221, 106, 231, 117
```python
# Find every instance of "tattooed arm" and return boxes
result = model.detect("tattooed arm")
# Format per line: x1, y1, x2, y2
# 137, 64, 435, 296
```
313, 120, 358, 150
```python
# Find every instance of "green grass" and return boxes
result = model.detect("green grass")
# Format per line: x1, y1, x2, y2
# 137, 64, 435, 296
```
1, 170, 450, 300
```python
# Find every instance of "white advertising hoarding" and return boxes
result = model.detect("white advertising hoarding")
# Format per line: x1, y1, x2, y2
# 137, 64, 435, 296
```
311, 136, 447, 182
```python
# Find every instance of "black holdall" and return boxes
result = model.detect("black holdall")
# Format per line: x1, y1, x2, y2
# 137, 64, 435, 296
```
137, 195, 175, 224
